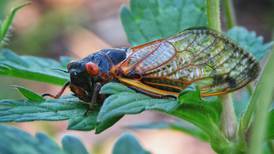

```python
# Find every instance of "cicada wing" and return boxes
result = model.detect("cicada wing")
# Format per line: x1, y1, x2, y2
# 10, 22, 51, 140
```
141, 28, 259, 96
115, 28, 259, 97
117, 40, 177, 76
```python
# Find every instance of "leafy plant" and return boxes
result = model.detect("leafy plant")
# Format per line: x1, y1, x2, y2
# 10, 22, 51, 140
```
0, 125, 89, 154
112, 133, 150, 154
0, 0, 273, 154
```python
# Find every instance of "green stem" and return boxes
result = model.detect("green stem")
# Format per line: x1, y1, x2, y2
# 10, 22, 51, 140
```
207, 0, 237, 140
268, 141, 274, 154
207, 0, 221, 32
223, 0, 237, 29
248, 50, 274, 154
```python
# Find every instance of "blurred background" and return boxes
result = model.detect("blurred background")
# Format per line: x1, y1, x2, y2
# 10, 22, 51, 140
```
0, 0, 273, 153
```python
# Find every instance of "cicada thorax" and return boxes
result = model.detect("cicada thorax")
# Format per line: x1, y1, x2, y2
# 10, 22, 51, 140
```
67, 48, 128, 102
112, 28, 260, 97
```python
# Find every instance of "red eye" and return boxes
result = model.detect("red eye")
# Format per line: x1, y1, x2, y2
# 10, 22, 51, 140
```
85, 62, 99, 76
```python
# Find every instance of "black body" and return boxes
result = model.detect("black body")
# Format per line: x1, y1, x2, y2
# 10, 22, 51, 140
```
67, 48, 127, 102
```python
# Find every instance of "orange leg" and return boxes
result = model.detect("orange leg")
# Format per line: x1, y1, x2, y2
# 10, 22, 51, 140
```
42, 82, 70, 99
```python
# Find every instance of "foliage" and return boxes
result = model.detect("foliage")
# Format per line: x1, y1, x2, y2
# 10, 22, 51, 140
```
0, 125, 89, 154
227, 26, 273, 60
112, 133, 150, 154
0, 49, 69, 85
0, 2, 30, 47
120, 0, 207, 46
0, 95, 98, 131
15, 86, 45, 102
0, 1, 273, 154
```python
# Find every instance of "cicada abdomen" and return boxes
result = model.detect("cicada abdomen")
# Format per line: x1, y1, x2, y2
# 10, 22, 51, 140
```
113, 28, 260, 97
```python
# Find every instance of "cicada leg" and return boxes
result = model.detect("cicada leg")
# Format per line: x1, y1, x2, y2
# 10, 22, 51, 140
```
42, 82, 70, 99
90, 82, 102, 107
84, 82, 102, 116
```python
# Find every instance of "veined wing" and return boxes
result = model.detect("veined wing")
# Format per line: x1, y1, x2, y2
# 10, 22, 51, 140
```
115, 28, 260, 97
116, 40, 177, 76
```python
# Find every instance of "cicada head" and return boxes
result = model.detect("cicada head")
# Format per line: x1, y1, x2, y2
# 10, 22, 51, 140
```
67, 61, 94, 102
67, 48, 128, 102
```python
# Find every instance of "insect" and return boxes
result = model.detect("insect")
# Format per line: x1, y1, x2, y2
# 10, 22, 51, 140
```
43, 28, 260, 105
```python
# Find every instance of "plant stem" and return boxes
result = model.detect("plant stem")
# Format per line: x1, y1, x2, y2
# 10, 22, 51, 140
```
207, 0, 221, 32
220, 95, 237, 139
207, 0, 237, 140
248, 49, 274, 154
223, 0, 237, 29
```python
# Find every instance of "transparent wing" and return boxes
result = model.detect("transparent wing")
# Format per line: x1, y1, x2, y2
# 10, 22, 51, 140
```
116, 28, 260, 97
117, 40, 177, 76
144, 28, 259, 96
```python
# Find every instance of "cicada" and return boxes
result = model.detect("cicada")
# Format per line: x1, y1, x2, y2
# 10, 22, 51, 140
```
43, 28, 260, 104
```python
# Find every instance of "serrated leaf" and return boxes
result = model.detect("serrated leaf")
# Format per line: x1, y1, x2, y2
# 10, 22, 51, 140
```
226, 26, 273, 60
121, 0, 207, 45
128, 121, 209, 141
0, 49, 69, 85
15, 86, 45, 102
68, 111, 98, 131
35, 133, 63, 153
97, 90, 178, 132
0, 95, 98, 131
170, 86, 226, 146
112, 133, 150, 154
62, 135, 89, 154
177, 86, 222, 124
0, 2, 30, 47
97, 83, 178, 132
0, 125, 89, 154
95, 116, 122, 134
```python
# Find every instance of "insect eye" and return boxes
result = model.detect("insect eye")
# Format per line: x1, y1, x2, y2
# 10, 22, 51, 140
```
71, 71, 79, 78
85, 62, 99, 76
67, 61, 77, 70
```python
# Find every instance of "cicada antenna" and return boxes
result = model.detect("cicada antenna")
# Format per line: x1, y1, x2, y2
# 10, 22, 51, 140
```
42, 81, 70, 99
52, 68, 69, 73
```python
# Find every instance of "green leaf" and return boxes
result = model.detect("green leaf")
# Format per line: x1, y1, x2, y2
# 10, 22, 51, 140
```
226, 26, 273, 60
175, 86, 222, 124
0, 2, 30, 47
62, 135, 89, 154
97, 83, 178, 132
170, 87, 230, 150
0, 125, 89, 154
267, 110, 274, 139
0, 49, 69, 85
15, 86, 45, 102
128, 121, 209, 141
95, 116, 122, 134
99, 82, 135, 95
112, 133, 150, 154
120, 0, 208, 45
0, 95, 98, 131
178, 85, 204, 103
68, 111, 98, 131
